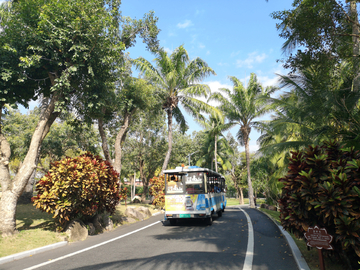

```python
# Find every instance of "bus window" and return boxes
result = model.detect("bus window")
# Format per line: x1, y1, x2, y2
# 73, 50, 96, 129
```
166, 174, 184, 194
185, 172, 204, 194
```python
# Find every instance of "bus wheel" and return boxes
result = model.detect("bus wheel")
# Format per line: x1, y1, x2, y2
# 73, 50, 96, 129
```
169, 219, 177, 226
206, 216, 213, 225
218, 210, 222, 217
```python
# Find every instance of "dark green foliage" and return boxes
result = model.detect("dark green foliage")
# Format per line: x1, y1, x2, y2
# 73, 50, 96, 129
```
279, 141, 360, 266
32, 152, 120, 231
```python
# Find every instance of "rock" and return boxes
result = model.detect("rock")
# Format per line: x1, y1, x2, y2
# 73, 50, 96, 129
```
142, 199, 151, 204
65, 220, 88, 242
120, 216, 137, 224
87, 222, 96, 235
92, 214, 103, 233
125, 206, 146, 220
102, 214, 114, 232
268, 205, 277, 211
136, 206, 152, 218
260, 204, 267, 209
131, 195, 141, 203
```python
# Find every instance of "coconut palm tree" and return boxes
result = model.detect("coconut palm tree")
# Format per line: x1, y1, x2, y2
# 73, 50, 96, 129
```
197, 111, 233, 172
209, 73, 277, 208
133, 45, 216, 173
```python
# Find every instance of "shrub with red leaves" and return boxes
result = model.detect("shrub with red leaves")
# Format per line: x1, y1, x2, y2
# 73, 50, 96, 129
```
32, 152, 120, 230
149, 175, 165, 209
279, 141, 360, 267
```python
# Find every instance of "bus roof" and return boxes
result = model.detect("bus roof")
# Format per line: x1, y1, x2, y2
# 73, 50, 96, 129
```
164, 166, 223, 177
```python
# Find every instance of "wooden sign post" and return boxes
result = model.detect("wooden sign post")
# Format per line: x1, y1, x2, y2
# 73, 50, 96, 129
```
304, 226, 334, 270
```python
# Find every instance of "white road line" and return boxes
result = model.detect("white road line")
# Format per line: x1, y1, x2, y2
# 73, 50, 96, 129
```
24, 221, 161, 270
240, 208, 254, 270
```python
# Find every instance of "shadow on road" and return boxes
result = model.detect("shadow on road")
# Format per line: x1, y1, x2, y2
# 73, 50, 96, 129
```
67, 251, 245, 270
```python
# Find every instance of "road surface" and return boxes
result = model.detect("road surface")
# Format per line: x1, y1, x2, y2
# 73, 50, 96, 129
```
2, 206, 299, 270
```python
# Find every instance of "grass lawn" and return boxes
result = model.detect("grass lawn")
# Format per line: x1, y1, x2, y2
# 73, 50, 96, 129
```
0, 202, 159, 258
226, 197, 265, 206
258, 208, 345, 270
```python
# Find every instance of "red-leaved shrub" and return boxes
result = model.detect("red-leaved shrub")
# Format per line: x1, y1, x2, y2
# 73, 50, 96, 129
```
32, 152, 120, 230
149, 175, 165, 209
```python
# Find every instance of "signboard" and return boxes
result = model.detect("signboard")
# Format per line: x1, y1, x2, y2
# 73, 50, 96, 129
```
165, 194, 207, 212
304, 226, 334, 270
304, 226, 334, 250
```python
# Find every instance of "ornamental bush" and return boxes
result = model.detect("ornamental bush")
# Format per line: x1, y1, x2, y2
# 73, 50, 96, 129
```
32, 152, 120, 230
119, 187, 128, 205
278, 141, 360, 268
149, 175, 165, 209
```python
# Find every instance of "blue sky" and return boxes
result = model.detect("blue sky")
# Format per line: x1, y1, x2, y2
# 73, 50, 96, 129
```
4, 0, 294, 153
122, 0, 293, 152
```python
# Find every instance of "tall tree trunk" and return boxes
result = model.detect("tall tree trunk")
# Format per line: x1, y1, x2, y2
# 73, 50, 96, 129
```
349, 1, 360, 92
161, 109, 173, 174
239, 187, 244, 205
214, 134, 218, 172
114, 112, 132, 177
245, 139, 255, 208
0, 93, 60, 236
231, 172, 244, 205
18, 155, 38, 205
241, 125, 255, 208
98, 118, 112, 164
139, 159, 148, 202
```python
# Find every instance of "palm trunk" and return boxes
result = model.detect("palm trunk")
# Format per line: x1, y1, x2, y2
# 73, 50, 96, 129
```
0, 93, 60, 236
214, 134, 218, 172
161, 109, 173, 174
114, 112, 132, 177
245, 139, 255, 208
98, 118, 112, 164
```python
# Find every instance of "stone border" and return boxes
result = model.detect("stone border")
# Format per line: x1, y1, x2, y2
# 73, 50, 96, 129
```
0, 241, 68, 265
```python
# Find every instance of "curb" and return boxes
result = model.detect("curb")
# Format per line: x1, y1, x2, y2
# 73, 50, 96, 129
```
1, 209, 163, 266
256, 208, 310, 270
152, 210, 163, 217
0, 241, 68, 265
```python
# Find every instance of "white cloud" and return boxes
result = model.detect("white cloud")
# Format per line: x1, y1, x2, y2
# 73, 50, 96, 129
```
236, 52, 268, 68
239, 143, 260, 153
164, 47, 173, 54
198, 43, 205, 49
206, 81, 233, 106
177, 20, 193, 29
257, 75, 280, 88
206, 50, 210, 55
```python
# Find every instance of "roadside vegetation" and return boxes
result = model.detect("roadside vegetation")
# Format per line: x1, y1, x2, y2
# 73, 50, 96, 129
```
0, 0, 359, 268
258, 208, 344, 270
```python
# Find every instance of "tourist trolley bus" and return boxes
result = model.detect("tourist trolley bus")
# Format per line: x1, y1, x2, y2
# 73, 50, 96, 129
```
164, 165, 226, 225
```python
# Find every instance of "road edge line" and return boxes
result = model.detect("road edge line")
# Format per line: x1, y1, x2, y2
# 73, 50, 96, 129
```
240, 208, 254, 270
23, 220, 161, 270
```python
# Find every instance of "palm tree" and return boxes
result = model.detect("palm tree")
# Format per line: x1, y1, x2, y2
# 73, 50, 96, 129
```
133, 45, 216, 173
197, 111, 233, 172
209, 73, 276, 208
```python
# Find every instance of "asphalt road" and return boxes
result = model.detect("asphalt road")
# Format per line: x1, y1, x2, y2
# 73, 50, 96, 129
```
2, 206, 298, 270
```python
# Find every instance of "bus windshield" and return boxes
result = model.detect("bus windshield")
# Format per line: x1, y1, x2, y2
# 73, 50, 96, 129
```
165, 172, 205, 195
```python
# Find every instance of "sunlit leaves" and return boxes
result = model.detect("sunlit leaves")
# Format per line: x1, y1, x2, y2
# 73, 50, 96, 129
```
32, 152, 120, 231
